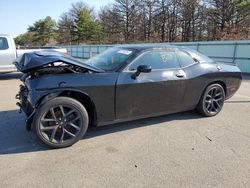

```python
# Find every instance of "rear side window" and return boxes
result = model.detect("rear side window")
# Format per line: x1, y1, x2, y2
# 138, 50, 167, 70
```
177, 51, 195, 67
129, 50, 180, 70
0, 37, 9, 50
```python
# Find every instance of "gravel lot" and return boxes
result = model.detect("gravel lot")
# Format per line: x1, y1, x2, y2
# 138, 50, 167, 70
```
0, 73, 249, 188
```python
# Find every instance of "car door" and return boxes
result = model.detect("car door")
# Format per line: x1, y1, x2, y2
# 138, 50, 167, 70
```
176, 50, 206, 108
115, 49, 186, 120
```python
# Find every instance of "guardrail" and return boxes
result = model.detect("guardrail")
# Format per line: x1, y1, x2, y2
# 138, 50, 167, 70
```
61, 40, 250, 73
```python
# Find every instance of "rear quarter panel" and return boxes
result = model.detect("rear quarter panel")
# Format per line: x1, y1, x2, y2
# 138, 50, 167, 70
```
182, 62, 241, 108
217, 62, 242, 99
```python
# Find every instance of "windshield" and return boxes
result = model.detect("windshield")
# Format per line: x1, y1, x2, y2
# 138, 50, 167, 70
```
85, 47, 135, 71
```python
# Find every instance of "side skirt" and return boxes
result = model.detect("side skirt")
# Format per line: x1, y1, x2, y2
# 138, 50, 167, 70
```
97, 105, 196, 127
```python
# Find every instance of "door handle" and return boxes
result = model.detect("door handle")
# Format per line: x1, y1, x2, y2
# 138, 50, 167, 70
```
175, 72, 185, 78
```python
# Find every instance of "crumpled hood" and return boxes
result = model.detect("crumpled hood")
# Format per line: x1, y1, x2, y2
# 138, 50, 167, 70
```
15, 51, 104, 73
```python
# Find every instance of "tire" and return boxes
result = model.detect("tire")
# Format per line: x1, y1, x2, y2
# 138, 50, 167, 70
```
197, 84, 225, 117
33, 97, 89, 148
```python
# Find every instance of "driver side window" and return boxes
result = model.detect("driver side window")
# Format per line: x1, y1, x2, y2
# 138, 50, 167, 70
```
128, 50, 180, 71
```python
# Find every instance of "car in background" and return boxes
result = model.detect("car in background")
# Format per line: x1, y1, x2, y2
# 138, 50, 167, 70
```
0, 34, 67, 73
15, 44, 242, 148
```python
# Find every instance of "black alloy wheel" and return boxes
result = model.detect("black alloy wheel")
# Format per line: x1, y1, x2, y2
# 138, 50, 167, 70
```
197, 84, 225, 117
34, 97, 89, 148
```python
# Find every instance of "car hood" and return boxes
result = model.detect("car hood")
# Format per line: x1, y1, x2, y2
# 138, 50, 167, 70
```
15, 51, 104, 73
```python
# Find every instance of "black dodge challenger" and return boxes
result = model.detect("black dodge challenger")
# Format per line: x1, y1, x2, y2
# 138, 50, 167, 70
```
15, 44, 242, 148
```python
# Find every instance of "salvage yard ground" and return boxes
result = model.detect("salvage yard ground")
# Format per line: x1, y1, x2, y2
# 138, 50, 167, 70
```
0, 73, 250, 188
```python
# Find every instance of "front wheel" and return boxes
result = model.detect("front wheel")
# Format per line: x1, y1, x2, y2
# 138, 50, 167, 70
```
33, 97, 89, 148
197, 84, 225, 117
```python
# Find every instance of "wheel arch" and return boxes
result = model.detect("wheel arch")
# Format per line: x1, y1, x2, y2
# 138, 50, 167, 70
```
206, 80, 227, 96
198, 80, 227, 104
36, 89, 98, 127
196, 80, 226, 117
59, 90, 97, 127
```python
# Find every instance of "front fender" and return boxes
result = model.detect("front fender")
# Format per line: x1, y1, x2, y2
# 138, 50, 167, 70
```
26, 88, 93, 130
34, 88, 92, 107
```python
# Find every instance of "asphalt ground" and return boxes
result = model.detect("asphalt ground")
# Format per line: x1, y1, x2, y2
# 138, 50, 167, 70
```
0, 73, 249, 188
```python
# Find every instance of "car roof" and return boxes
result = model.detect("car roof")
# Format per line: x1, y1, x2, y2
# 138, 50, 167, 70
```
116, 43, 214, 63
117, 43, 180, 51
0, 34, 12, 37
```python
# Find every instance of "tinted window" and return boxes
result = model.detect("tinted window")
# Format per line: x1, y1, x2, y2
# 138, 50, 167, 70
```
129, 51, 180, 70
182, 48, 214, 63
0, 37, 9, 50
177, 51, 194, 67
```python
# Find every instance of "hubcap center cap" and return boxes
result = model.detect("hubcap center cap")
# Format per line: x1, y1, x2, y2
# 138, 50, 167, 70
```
58, 119, 67, 128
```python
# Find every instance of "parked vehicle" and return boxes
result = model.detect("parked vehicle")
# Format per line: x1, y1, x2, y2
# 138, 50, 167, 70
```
15, 44, 242, 148
0, 34, 67, 73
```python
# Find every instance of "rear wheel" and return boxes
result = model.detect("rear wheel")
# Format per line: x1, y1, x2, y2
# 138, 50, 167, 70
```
33, 97, 88, 148
197, 84, 225, 117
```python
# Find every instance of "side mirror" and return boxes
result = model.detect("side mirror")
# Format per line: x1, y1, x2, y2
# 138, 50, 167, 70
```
131, 65, 152, 79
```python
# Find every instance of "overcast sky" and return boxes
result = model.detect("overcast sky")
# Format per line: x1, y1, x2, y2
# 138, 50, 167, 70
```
0, 0, 114, 37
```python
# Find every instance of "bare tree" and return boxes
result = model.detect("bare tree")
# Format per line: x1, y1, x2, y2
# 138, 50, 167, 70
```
57, 12, 74, 44
97, 0, 250, 43
113, 0, 139, 42
99, 5, 124, 43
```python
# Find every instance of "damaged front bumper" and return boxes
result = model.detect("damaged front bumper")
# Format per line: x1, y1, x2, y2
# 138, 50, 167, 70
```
16, 85, 35, 131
